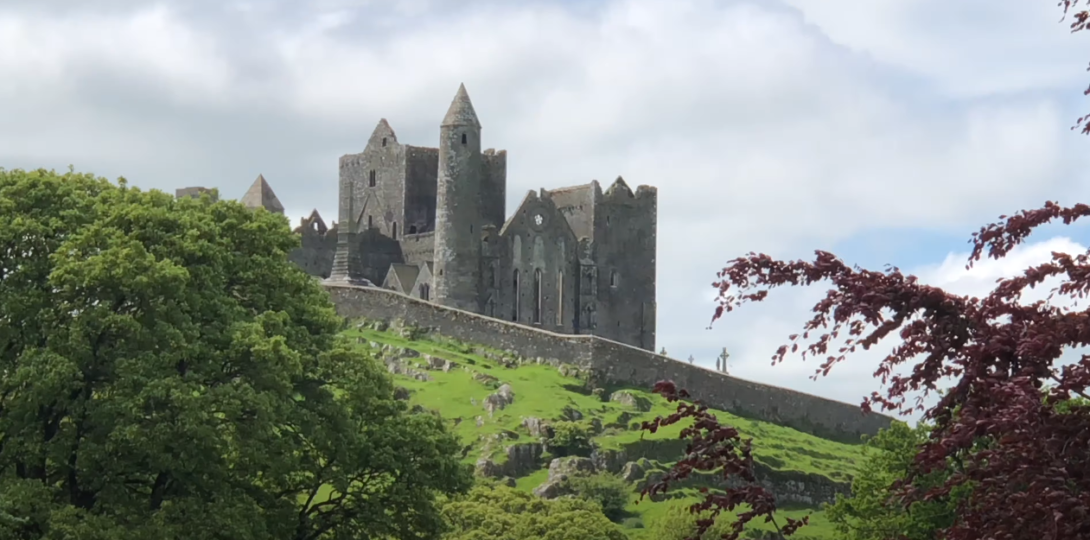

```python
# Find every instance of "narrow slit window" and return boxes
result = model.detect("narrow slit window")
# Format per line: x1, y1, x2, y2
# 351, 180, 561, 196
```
512, 269, 520, 321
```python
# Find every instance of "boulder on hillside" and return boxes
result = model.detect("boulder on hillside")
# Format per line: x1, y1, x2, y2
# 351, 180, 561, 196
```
589, 417, 603, 434
483, 384, 515, 416
504, 442, 544, 477
423, 354, 457, 372
385, 360, 431, 382
609, 391, 652, 412
475, 457, 503, 478
473, 372, 498, 385
558, 364, 589, 379
522, 416, 553, 438
559, 405, 583, 421
547, 456, 597, 483
473, 442, 543, 479
533, 456, 598, 500
606, 411, 638, 429
590, 448, 627, 474
532, 480, 565, 499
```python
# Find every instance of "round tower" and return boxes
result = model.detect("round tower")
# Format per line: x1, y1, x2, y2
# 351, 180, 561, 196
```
432, 83, 484, 311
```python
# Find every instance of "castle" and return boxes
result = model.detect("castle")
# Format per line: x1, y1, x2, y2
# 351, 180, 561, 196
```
178, 84, 658, 351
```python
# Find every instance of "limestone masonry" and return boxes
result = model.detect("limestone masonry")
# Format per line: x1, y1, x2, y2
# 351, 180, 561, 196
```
178, 84, 657, 351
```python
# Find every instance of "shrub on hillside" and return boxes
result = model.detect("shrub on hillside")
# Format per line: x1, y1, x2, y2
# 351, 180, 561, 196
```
546, 421, 594, 457
565, 473, 632, 522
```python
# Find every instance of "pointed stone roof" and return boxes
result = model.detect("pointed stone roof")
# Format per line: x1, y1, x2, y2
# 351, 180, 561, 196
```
441, 83, 481, 128
240, 174, 285, 214
389, 264, 421, 293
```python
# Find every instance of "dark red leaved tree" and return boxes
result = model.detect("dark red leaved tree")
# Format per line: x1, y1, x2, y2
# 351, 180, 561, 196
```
638, 4, 1090, 539
1065, 0, 1090, 134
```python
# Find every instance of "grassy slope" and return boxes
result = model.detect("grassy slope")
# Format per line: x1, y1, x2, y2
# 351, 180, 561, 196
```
345, 323, 862, 539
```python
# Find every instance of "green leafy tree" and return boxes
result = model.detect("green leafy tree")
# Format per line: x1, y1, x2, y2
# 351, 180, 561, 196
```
565, 473, 631, 522
824, 422, 964, 540
440, 484, 629, 540
0, 169, 472, 540
650, 503, 794, 540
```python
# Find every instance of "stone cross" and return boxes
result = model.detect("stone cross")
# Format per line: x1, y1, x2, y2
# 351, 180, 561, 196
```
687, 355, 695, 364
718, 347, 730, 374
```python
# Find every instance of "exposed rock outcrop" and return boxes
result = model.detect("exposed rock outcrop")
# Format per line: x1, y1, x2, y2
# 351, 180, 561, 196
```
423, 354, 457, 371
532, 456, 599, 499
620, 461, 646, 483
474, 442, 545, 479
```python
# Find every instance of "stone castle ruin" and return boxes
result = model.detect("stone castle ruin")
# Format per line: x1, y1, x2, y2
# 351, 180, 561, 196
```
178, 84, 658, 351
175, 85, 893, 449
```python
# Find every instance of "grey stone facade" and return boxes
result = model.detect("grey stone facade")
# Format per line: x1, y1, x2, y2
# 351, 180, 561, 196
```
174, 84, 658, 351
327, 84, 658, 350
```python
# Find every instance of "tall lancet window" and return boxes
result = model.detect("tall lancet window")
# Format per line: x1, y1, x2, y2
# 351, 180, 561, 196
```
533, 269, 543, 324
556, 271, 564, 326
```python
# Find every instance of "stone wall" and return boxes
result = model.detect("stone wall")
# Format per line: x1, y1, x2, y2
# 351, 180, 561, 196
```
325, 284, 893, 443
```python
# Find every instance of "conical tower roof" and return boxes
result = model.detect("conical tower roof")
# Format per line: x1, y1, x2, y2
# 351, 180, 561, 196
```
441, 83, 481, 128
240, 174, 285, 214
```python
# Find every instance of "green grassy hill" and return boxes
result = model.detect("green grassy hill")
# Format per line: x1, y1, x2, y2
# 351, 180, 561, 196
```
345, 319, 865, 539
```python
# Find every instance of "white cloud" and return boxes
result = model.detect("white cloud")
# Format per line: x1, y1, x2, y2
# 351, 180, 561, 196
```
918, 235, 1087, 302
779, 0, 1088, 98
0, 5, 234, 103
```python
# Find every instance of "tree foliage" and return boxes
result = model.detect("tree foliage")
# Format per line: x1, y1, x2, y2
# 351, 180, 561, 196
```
642, 199, 1090, 540
0, 169, 472, 540
564, 472, 632, 522
638, 382, 807, 540
824, 422, 966, 540
439, 484, 629, 540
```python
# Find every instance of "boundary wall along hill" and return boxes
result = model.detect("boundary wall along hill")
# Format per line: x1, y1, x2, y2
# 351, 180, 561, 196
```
325, 283, 893, 443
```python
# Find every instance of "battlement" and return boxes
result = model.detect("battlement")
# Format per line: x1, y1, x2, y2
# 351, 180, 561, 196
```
635, 184, 657, 199
175, 186, 219, 202
325, 283, 893, 443
600, 176, 655, 206
406, 145, 439, 159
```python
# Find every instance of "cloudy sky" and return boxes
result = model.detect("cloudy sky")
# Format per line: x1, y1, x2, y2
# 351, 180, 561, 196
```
3, 0, 1089, 421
